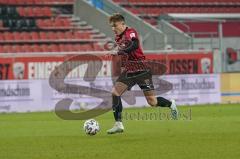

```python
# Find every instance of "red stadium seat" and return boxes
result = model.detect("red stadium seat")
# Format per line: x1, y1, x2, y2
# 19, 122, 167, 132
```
3, 45, 12, 53
0, 0, 112, 54
0, 45, 3, 53
65, 31, 74, 39
35, 7, 43, 17
62, 19, 71, 27
65, 44, 73, 52
41, 44, 50, 52
93, 43, 103, 51
27, 0, 36, 4
39, 32, 47, 40
55, 19, 63, 27
22, 44, 33, 52
43, 19, 52, 27
0, 33, 3, 41
4, 32, 14, 41
27, 7, 34, 17
57, 32, 66, 39
31, 32, 39, 40
70, 44, 79, 51
49, 44, 59, 52
36, 19, 44, 27
74, 32, 81, 39
13, 32, 21, 40
20, 32, 31, 40
42, 7, 52, 17
13, 45, 22, 53
32, 44, 42, 52
48, 32, 57, 40
59, 44, 66, 52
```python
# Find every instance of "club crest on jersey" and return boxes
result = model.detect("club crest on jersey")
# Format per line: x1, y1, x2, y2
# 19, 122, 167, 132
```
129, 32, 136, 38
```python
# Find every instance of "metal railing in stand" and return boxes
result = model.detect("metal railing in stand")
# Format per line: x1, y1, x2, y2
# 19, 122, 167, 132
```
159, 15, 226, 72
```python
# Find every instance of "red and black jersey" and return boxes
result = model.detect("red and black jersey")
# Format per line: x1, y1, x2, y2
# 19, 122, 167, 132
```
115, 27, 148, 73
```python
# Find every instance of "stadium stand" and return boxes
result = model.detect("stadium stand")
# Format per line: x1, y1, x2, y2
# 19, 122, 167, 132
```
112, 0, 240, 37
0, 0, 107, 53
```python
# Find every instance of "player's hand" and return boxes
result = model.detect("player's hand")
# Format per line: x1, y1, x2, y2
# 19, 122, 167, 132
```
117, 50, 127, 55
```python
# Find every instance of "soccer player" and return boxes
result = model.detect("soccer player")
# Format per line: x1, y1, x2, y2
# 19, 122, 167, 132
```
107, 13, 178, 134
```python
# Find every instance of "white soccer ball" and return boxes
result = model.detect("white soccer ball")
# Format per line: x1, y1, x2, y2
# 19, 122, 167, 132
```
83, 119, 100, 135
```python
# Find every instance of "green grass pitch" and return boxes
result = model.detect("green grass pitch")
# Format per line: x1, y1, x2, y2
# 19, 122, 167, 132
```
0, 104, 240, 159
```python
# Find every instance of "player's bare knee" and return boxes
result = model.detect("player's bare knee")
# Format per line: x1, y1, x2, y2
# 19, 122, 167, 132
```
148, 101, 157, 107
112, 91, 119, 96
112, 89, 120, 96
146, 97, 157, 107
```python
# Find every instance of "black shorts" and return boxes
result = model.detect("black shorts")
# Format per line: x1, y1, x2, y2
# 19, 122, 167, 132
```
116, 70, 154, 91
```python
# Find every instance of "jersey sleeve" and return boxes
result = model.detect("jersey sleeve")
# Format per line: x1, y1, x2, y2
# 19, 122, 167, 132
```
117, 28, 139, 54
125, 28, 138, 41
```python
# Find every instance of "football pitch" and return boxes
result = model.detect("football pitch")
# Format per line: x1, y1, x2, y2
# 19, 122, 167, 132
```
0, 104, 239, 159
